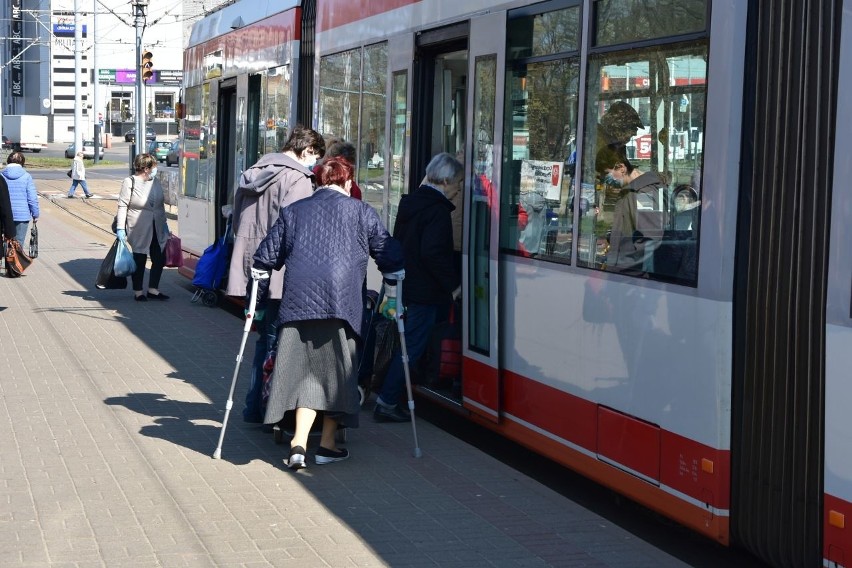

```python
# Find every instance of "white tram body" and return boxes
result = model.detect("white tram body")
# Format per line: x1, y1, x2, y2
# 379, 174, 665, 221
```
178, 1, 852, 564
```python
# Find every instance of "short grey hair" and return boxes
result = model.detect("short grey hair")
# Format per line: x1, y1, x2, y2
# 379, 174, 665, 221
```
425, 152, 464, 186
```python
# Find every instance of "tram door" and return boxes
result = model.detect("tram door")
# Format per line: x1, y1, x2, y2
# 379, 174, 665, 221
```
215, 81, 237, 239
400, 15, 505, 421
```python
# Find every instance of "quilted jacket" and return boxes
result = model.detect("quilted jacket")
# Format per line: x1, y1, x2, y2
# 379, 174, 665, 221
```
393, 184, 460, 306
252, 187, 404, 337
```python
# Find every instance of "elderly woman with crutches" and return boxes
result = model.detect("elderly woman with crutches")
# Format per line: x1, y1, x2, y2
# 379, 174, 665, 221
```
250, 158, 404, 469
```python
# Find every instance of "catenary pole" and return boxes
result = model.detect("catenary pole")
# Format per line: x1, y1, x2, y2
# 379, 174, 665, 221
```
133, 0, 148, 165
93, 0, 99, 163
74, 0, 83, 154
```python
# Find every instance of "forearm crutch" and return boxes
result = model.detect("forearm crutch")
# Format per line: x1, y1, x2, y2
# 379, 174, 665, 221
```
212, 269, 269, 459
394, 277, 423, 458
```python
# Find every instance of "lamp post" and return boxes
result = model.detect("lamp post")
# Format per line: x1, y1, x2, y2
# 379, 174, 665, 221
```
132, 0, 148, 166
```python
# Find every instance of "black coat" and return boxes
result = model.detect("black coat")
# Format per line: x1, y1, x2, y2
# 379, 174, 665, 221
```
394, 185, 460, 305
252, 187, 404, 337
0, 176, 15, 239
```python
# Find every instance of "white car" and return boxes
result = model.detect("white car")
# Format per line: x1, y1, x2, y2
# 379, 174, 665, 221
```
65, 140, 105, 159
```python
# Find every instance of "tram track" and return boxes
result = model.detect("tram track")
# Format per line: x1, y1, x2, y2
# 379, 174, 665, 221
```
41, 193, 117, 237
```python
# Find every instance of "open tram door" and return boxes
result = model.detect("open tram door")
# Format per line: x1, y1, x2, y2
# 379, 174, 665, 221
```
390, 14, 504, 422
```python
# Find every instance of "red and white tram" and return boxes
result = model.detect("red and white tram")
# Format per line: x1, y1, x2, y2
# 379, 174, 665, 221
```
177, 1, 851, 565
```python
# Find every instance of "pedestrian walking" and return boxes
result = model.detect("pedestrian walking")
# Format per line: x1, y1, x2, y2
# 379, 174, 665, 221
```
67, 151, 93, 198
2, 151, 39, 243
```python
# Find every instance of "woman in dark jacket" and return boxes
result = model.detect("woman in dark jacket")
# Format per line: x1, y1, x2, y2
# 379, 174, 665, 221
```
0, 176, 16, 240
373, 152, 463, 422
252, 157, 404, 469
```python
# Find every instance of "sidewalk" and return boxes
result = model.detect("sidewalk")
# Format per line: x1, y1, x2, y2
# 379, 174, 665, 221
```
0, 199, 693, 567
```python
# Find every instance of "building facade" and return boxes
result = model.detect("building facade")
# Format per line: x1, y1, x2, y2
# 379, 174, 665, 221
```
2, 0, 209, 143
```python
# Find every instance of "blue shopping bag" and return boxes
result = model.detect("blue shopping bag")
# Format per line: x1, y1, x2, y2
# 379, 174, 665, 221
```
113, 239, 136, 277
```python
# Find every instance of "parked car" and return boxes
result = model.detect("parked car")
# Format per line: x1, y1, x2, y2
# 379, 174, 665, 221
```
65, 140, 105, 160
165, 140, 181, 167
124, 127, 156, 143
1, 135, 11, 149
148, 140, 172, 162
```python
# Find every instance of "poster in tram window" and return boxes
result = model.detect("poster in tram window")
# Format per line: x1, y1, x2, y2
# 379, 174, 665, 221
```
520, 160, 564, 201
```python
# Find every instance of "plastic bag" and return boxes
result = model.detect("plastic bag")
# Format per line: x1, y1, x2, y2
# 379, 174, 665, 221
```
113, 239, 136, 277
96, 239, 128, 289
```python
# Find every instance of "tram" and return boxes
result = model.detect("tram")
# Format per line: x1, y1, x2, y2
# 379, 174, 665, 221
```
176, 1, 851, 565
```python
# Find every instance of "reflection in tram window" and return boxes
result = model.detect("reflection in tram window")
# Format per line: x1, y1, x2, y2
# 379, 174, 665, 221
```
182, 85, 203, 199
261, 65, 292, 156
593, 0, 707, 47
500, 5, 581, 263
578, 45, 707, 285
318, 43, 388, 217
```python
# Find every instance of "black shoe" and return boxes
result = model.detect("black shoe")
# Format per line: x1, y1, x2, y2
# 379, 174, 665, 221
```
373, 403, 411, 423
67, 195, 76, 198
287, 445, 307, 470
134, 294, 147, 302
84, 194, 93, 199
147, 292, 170, 300
315, 446, 349, 465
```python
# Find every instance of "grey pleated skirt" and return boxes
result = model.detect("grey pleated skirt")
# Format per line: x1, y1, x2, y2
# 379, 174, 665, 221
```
263, 319, 360, 428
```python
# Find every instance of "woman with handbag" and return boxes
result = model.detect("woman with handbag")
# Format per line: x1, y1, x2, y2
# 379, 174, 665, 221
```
115, 153, 170, 301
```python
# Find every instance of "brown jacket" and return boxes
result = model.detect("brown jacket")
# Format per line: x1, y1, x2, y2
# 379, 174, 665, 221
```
225, 152, 314, 299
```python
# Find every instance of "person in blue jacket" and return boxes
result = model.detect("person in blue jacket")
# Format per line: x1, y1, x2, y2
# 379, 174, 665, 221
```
251, 157, 404, 470
1, 152, 39, 244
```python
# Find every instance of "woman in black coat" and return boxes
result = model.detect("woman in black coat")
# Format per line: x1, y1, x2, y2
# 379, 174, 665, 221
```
0, 176, 16, 240
252, 157, 404, 469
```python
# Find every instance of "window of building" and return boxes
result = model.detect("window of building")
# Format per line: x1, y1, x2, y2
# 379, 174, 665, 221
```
153, 93, 175, 119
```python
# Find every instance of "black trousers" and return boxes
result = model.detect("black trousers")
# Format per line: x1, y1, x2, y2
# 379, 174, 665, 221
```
131, 230, 165, 291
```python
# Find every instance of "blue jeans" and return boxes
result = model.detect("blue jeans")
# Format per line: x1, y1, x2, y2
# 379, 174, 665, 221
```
68, 179, 90, 196
378, 302, 438, 407
244, 299, 280, 422
14, 221, 29, 244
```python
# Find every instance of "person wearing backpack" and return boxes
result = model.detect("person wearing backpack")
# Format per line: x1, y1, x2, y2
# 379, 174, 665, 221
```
226, 125, 326, 423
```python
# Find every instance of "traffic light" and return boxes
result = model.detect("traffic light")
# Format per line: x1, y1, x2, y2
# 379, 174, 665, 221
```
141, 50, 154, 82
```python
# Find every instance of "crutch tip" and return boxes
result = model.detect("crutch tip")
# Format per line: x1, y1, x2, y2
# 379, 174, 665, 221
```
413, 448, 423, 458
212, 449, 222, 459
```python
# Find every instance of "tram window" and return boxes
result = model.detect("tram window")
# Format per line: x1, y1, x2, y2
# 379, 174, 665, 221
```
359, 43, 388, 214
593, 0, 707, 47
507, 5, 580, 59
318, 48, 363, 153
261, 65, 291, 155
318, 43, 389, 217
500, 58, 580, 263
182, 85, 203, 199
577, 45, 707, 285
